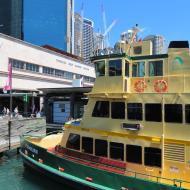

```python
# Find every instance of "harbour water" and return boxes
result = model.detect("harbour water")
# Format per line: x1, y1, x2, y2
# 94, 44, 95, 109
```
0, 151, 74, 190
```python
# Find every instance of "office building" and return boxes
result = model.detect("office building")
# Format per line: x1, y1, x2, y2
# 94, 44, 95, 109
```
94, 32, 104, 51
82, 18, 94, 64
23, 0, 74, 53
74, 13, 94, 64
74, 13, 83, 57
0, 0, 23, 39
143, 35, 164, 54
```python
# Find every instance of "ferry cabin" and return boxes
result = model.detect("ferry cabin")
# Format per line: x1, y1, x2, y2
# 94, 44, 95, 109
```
61, 41, 190, 188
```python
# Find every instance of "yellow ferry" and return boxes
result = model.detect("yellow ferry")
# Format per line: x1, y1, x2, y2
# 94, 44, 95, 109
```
20, 28, 190, 190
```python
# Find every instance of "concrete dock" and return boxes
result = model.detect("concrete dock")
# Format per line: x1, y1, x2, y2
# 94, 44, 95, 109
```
0, 117, 46, 153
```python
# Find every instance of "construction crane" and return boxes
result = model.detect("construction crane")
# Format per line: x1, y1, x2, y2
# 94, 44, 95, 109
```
101, 4, 117, 49
102, 19, 117, 48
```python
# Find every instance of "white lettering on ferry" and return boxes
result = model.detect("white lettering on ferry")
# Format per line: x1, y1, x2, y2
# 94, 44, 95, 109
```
25, 144, 38, 155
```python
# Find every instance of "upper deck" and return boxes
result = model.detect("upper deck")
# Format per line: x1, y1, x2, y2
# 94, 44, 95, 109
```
90, 41, 190, 97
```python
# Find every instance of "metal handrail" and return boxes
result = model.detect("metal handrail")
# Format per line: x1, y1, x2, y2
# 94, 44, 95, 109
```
125, 169, 190, 188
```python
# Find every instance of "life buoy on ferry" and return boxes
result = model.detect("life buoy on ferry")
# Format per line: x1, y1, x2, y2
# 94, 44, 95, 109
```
154, 79, 168, 93
134, 80, 147, 93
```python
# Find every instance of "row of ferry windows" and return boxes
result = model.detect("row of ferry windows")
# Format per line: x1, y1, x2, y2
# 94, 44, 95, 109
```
95, 59, 163, 77
92, 101, 190, 123
9, 58, 95, 82
66, 134, 161, 167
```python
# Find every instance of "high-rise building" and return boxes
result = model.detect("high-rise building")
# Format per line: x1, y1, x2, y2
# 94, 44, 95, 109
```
143, 35, 164, 54
0, 0, 23, 39
82, 18, 94, 64
94, 32, 104, 50
74, 13, 83, 57
23, 0, 74, 53
74, 13, 94, 64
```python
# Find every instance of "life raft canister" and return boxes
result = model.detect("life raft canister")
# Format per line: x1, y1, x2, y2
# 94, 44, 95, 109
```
154, 79, 168, 93
134, 80, 147, 93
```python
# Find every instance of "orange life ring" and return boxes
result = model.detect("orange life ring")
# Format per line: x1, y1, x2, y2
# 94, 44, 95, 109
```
154, 80, 168, 93
134, 80, 147, 93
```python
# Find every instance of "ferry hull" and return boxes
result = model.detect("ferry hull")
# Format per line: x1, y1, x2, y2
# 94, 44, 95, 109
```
21, 152, 97, 190
20, 139, 182, 190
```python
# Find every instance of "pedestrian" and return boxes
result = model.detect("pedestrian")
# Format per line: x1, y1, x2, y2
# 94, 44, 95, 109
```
6, 108, 10, 115
2, 107, 6, 115
14, 106, 19, 117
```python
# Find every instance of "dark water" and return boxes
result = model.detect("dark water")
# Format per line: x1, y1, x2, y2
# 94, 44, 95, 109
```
0, 151, 74, 190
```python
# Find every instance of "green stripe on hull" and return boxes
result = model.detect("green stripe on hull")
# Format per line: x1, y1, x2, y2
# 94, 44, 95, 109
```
20, 151, 112, 190
21, 140, 183, 190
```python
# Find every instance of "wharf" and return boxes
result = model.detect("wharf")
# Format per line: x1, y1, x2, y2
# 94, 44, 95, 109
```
0, 117, 46, 153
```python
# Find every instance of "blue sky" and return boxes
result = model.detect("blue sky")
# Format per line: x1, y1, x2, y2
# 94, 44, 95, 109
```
75, 0, 190, 46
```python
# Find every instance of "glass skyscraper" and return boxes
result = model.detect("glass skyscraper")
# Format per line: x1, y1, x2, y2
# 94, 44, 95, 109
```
74, 13, 94, 64
0, 0, 23, 39
23, 0, 74, 53
82, 18, 94, 64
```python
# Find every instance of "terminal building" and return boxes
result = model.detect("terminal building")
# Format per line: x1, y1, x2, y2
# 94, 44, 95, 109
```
0, 33, 95, 115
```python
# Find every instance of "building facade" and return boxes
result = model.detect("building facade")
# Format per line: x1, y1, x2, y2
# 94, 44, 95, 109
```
74, 13, 94, 64
74, 13, 83, 57
0, 0, 23, 39
0, 33, 95, 114
143, 35, 164, 55
94, 32, 104, 51
82, 18, 94, 64
23, 0, 74, 53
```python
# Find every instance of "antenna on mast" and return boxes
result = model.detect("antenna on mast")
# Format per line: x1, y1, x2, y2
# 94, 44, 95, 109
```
126, 24, 141, 54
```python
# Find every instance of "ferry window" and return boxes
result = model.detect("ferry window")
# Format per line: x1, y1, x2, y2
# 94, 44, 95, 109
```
127, 103, 142, 120
185, 105, 190, 123
111, 102, 125, 119
110, 142, 124, 161
133, 46, 142, 54
149, 60, 163, 76
82, 137, 93, 154
95, 61, 105, 77
145, 104, 162, 122
66, 133, 80, 150
165, 104, 182, 123
144, 147, 161, 167
126, 145, 142, 164
109, 59, 122, 76
92, 101, 109, 118
95, 139, 107, 157
125, 61, 129, 77
132, 62, 145, 77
